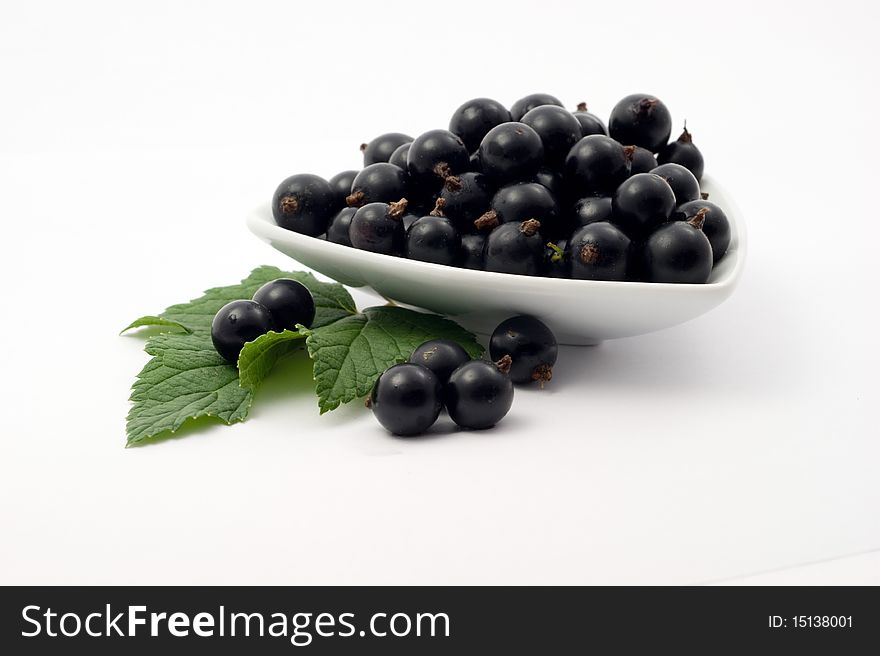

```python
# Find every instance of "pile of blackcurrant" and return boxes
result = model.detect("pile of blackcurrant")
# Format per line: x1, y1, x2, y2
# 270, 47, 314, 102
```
211, 279, 316, 362
272, 93, 730, 284
369, 315, 557, 436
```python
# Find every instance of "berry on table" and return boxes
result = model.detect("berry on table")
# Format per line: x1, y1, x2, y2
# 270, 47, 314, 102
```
449, 97, 512, 152
568, 222, 632, 281
510, 93, 564, 122
489, 315, 558, 385
211, 300, 274, 363
483, 219, 544, 276
478, 122, 544, 184
272, 174, 337, 236
346, 162, 408, 208
642, 208, 713, 283
361, 133, 413, 166
673, 199, 730, 263
409, 339, 471, 384
609, 94, 672, 153
657, 124, 704, 181
348, 199, 408, 254
445, 358, 514, 429
369, 363, 443, 436
572, 102, 608, 136
252, 278, 316, 331
611, 172, 676, 239
564, 135, 629, 198
650, 162, 701, 206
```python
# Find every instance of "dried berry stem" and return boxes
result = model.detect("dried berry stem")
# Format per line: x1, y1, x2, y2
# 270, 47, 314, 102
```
346, 190, 365, 207
387, 198, 408, 220
444, 175, 463, 192
687, 207, 710, 230
520, 219, 541, 236
576, 102, 588, 112
532, 363, 553, 387
474, 210, 499, 231
279, 195, 299, 215
429, 197, 447, 217
494, 355, 513, 374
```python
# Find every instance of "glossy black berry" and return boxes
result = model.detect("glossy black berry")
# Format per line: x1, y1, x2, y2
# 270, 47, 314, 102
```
572, 102, 608, 136
478, 122, 544, 184
651, 162, 701, 205
405, 206, 461, 265
483, 219, 544, 276
543, 239, 569, 278
568, 222, 632, 281
510, 93, 563, 122
571, 196, 613, 229
658, 125, 704, 181
369, 363, 442, 436
348, 199, 408, 254
449, 97, 512, 152
328, 170, 358, 210
388, 142, 411, 170
445, 360, 514, 430
409, 339, 471, 384
643, 208, 713, 283
533, 167, 564, 197
627, 146, 657, 174
361, 133, 412, 166
609, 94, 672, 153
252, 278, 316, 331
406, 129, 469, 190
272, 174, 336, 237
438, 172, 494, 231
211, 300, 274, 363
326, 207, 356, 246
346, 163, 408, 207
488, 182, 559, 232
521, 105, 583, 168
489, 315, 558, 385
611, 173, 676, 239
673, 200, 730, 263
459, 233, 486, 270
564, 135, 629, 198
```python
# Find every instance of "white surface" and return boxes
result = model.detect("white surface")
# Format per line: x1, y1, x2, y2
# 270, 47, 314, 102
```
247, 175, 744, 345
1, 0, 878, 585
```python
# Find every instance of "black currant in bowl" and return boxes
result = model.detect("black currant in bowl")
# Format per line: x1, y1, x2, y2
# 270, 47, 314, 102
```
483, 219, 544, 276
627, 146, 658, 174
510, 93, 564, 121
449, 97, 512, 152
568, 222, 632, 281
673, 199, 730, 263
489, 315, 558, 385
211, 300, 274, 363
489, 182, 559, 234
650, 162, 701, 206
328, 170, 358, 210
445, 359, 514, 429
272, 173, 337, 237
405, 206, 461, 266
348, 199, 408, 255
658, 125, 704, 181
326, 207, 356, 246
608, 94, 672, 153
642, 208, 713, 283
369, 363, 443, 436
564, 135, 629, 198
459, 233, 486, 270
611, 173, 676, 240
438, 172, 494, 232
572, 102, 608, 136
406, 129, 469, 190
361, 132, 413, 166
478, 122, 544, 184
346, 162, 408, 208
252, 278, 316, 331
521, 104, 583, 168
388, 142, 411, 170
571, 196, 613, 229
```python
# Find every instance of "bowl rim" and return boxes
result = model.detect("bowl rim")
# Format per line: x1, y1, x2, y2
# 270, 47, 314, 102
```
247, 174, 746, 292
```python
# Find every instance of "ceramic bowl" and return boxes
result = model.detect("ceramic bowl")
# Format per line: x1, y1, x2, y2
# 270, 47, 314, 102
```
247, 175, 745, 345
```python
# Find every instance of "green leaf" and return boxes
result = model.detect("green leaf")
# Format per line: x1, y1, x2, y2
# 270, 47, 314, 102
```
125, 266, 356, 335
305, 306, 484, 414
126, 333, 251, 446
238, 329, 307, 392
120, 315, 191, 335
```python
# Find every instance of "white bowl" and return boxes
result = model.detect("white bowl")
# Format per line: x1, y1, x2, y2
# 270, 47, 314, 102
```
247, 176, 745, 345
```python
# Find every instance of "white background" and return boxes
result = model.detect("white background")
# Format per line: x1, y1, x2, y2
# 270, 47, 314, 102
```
1, 0, 878, 585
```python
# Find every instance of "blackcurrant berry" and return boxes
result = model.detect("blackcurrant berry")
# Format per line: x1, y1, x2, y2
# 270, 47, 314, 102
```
657, 125, 704, 181
533, 167, 565, 198
611, 173, 676, 239
543, 239, 569, 278
272, 174, 336, 237
478, 122, 544, 184
328, 170, 358, 210
572, 102, 608, 136
510, 93, 563, 121
564, 135, 629, 198
568, 222, 632, 281
406, 129, 469, 190
650, 162, 701, 206
449, 97, 512, 153
485, 182, 560, 237
571, 196, 613, 229
326, 207, 356, 246
521, 105, 583, 168
627, 146, 657, 174
673, 200, 730, 263
459, 233, 486, 270
643, 208, 713, 283
468, 150, 482, 173
609, 94, 672, 153
388, 142, 411, 170
405, 202, 461, 266
438, 172, 494, 232
346, 162, 408, 207
369, 363, 442, 436
252, 278, 316, 331
409, 339, 471, 384
483, 219, 544, 276
211, 300, 274, 363
445, 359, 514, 430
348, 199, 408, 255
361, 133, 412, 166
489, 315, 558, 385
